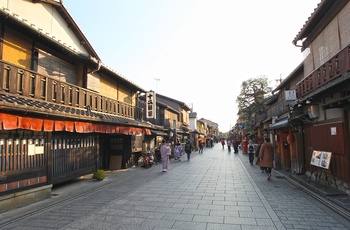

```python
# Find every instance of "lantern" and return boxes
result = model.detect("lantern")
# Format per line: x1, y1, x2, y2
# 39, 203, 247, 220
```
287, 134, 294, 143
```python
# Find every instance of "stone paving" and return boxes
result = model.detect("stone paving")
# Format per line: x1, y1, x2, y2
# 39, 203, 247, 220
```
0, 144, 349, 229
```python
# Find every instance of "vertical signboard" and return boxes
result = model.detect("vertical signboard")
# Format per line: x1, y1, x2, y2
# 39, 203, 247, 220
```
146, 91, 156, 119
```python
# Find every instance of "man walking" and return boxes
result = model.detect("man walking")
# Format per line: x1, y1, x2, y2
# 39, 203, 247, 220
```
248, 138, 255, 165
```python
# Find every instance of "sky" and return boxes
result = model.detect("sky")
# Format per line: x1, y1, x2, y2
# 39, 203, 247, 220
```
63, 0, 320, 133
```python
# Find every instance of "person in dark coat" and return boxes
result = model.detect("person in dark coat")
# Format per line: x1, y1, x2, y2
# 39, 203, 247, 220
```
184, 140, 192, 161
255, 137, 274, 180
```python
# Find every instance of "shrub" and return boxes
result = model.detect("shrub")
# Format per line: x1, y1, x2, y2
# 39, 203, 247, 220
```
93, 170, 106, 181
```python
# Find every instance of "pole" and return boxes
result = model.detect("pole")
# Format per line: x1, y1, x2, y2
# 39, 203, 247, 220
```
173, 120, 177, 144
154, 78, 160, 93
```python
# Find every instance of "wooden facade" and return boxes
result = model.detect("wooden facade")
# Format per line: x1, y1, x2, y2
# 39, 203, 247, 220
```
252, 0, 350, 193
291, 0, 350, 190
0, 0, 153, 212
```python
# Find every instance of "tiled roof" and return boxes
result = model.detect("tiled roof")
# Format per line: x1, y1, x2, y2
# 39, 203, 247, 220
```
0, 94, 151, 128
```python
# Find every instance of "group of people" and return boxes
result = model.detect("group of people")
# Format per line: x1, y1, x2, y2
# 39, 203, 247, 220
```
221, 138, 239, 153
154, 136, 274, 180
159, 139, 192, 172
220, 136, 274, 181
248, 137, 274, 181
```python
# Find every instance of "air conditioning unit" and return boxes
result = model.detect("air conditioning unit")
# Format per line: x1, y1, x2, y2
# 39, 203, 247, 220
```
307, 105, 319, 119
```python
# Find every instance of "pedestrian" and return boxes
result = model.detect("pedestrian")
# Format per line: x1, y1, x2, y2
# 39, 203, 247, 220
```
232, 138, 237, 153
255, 137, 274, 180
198, 140, 204, 153
184, 139, 192, 161
255, 140, 264, 172
160, 139, 171, 172
248, 138, 255, 165
174, 141, 183, 161
227, 139, 232, 152
221, 139, 225, 149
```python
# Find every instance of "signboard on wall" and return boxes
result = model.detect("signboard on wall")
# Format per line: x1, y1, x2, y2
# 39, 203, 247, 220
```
146, 91, 156, 119
310, 150, 332, 169
285, 90, 297, 101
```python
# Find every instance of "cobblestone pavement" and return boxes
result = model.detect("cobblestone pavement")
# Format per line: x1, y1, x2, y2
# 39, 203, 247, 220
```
1, 144, 350, 230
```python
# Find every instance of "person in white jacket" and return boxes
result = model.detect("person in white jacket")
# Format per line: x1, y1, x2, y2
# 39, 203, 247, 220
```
248, 139, 255, 165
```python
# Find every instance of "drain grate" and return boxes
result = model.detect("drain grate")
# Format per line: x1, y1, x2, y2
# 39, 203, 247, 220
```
51, 194, 59, 196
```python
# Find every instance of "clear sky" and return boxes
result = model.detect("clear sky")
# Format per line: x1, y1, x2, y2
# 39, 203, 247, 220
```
63, 0, 320, 133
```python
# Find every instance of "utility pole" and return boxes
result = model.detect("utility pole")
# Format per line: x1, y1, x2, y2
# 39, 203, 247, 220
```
154, 78, 160, 93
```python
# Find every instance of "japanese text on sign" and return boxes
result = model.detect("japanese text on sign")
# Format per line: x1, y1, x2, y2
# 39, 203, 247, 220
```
146, 91, 156, 119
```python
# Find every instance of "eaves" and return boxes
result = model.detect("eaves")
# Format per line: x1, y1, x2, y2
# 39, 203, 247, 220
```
272, 62, 303, 93
0, 7, 147, 94
293, 0, 348, 50
0, 94, 151, 128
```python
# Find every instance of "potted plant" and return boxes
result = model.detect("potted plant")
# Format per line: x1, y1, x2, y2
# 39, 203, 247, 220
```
92, 169, 106, 181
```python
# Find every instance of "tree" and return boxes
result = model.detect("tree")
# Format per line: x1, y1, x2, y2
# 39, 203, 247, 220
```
236, 76, 272, 131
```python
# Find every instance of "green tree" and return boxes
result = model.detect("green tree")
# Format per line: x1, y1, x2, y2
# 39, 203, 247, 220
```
236, 76, 272, 131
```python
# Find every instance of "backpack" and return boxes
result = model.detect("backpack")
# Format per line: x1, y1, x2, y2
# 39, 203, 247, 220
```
248, 144, 254, 152
185, 143, 191, 152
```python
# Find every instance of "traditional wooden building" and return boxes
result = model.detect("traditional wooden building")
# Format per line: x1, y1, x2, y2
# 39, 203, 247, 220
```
0, 0, 152, 212
289, 0, 350, 193
269, 63, 305, 174
139, 93, 191, 154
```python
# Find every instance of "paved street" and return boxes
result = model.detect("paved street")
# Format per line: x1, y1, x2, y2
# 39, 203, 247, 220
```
1, 144, 350, 230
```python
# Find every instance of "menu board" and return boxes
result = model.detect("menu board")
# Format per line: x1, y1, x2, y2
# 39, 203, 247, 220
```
310, 150, 332, 169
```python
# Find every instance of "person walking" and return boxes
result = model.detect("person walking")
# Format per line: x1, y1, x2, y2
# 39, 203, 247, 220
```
227, 139, 232, 152
221, 139, 225, 149
184, 140, 192, 161
232, 138, 238, 153
198, 140, 204, 153
255, 137, 274, 180
174, 141, 183, 161
160, 139, 171, 172
255, 140, 264, 173
248, 138, 255, 165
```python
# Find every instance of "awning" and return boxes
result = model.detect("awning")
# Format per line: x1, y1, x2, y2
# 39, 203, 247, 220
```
151, 130, 168, 136
269, 118, 289, 130
0, 113, 151, 135
322, 95, 350, 110
289, 113, 308, 124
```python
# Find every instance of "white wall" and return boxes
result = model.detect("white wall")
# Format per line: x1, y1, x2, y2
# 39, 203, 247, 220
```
0, 0, 89, 55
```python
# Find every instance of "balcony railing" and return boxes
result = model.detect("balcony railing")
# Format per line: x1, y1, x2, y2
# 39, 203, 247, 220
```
296, 45, 350, 98
255, 112, 267, 124
0, 60, 143, 120
266, 100, 288, 118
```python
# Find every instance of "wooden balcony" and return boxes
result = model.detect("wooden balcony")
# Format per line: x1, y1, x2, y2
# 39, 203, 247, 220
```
255, 112, 267, 124
264, 100, 289, 121
0, 60, 143, 121
296, 45, 350, 98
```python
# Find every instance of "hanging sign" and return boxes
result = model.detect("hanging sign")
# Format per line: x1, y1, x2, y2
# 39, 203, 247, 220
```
146, 91, 156, 119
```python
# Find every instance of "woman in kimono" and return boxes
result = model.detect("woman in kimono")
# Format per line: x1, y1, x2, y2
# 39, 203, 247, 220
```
174, 141, 183, 161
160, 139, 171, 172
